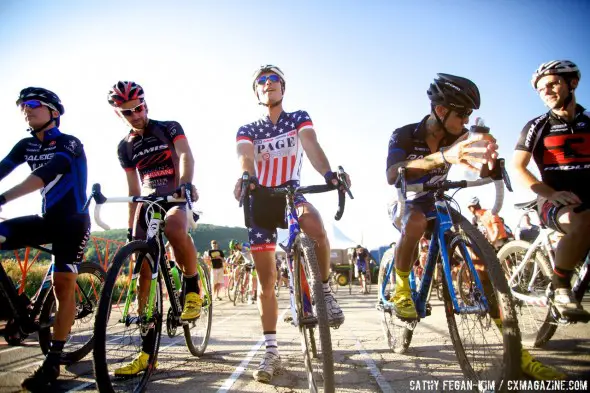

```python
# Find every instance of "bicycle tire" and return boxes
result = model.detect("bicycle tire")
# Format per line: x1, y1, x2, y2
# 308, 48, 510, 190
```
442, 217, 521, 387
227, 275, 236, 303
93, 241, 162, 393
496, 240, 557, 347
233, 271, 243, 306
184, 261, 213, 356
295, 234, 335, 393
366, 272, 372, 295
39, 261, 106, 365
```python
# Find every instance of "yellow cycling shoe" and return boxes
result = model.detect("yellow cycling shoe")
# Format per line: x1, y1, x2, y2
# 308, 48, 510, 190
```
181, 292, 203, 320
521, 349, 566, 380
391, 291, 418, 320
114, 351, 158, 377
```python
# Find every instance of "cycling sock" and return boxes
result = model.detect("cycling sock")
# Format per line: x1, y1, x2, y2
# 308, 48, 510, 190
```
395, 268, 411, 293
141, 328, 156, 355
184, 272, 200, 294
263, 331, 279, 355
44, 340, 65, 366
552, 266, 573, 290
322, 281, 331, 294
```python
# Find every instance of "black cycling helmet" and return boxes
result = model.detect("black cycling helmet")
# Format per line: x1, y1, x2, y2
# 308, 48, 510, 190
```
16, 87, 64, 132
427, 73, 481, 111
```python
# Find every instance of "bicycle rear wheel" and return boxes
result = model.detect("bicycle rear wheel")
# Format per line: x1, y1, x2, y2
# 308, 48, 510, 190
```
294, 234, 335, 393
93, 241, 163, 393
496, 240, 556, 347
39, 261, 106, 365
227, 275, 236, 302
184, 262, 213, 356
442, 218, 521, 387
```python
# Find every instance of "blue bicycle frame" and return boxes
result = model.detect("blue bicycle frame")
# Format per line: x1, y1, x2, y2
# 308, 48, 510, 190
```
381, 198, 491, 318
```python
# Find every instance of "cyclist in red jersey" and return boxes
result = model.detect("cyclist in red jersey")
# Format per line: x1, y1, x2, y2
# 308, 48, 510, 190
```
107, 81, 200, 376
514, 60, 590, 323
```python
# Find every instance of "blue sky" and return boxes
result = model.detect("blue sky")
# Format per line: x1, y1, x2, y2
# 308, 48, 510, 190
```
0, 0, 589, 248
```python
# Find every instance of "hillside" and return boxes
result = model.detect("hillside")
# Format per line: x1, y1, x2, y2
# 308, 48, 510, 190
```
0, 224, 249, 264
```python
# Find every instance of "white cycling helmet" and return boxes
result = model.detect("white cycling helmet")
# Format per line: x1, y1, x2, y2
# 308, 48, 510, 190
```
467, 196, 480, 207
252, 64, 286, 92
531, 60, 581, 89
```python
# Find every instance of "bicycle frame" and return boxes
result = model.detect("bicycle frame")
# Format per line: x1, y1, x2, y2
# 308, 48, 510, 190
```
381, 194, 491, 318
0, 244, 56, 332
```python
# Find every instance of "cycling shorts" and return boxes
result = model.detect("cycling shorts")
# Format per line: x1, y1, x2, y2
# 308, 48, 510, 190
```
133, 201, 187, 240
0, 214, 90, 273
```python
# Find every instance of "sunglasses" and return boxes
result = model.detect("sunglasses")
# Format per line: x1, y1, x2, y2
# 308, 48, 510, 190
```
453, 108, 473, 118
119, 102, 145, 117
19, 100, 55, 112
256, 74, 281, 85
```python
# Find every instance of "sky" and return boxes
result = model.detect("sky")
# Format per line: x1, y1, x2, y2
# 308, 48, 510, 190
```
0, 0, 589, 249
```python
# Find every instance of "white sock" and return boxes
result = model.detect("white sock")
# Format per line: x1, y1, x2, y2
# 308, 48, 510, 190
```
264, 332, 279, 355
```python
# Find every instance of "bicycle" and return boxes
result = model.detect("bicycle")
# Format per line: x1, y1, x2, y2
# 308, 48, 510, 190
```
0, 237, 105, 364
496, 200, 590, 347
239, 166, 352, 393
87, 184, 213, 393
328, 271, 339, 294
232, 260, 254, 306
377, 161, 522, 386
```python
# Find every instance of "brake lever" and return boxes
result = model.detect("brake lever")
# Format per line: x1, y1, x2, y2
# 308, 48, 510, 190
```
499, 159, 513, 192
395, 167, 407, 200
337, 165, 354, 199
239, 171, 250, 208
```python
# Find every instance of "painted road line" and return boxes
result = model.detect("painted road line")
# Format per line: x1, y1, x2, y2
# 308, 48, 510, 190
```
350, 329, 394, 393
216, 308, 289, 393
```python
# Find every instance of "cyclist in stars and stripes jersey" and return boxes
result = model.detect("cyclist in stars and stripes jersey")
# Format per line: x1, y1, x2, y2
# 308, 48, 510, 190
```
234, 64, 351, 384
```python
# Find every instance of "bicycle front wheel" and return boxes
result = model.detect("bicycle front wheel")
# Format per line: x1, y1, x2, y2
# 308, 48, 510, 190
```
39, 261, 106, 365
93, 241, 163, 393
442, 218, 521, 387
497, 240, 556, 347
294, 234, 335, 393
184, 261, 213, 356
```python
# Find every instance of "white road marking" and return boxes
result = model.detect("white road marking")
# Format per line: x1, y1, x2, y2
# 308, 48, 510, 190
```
351, 329, 394, 393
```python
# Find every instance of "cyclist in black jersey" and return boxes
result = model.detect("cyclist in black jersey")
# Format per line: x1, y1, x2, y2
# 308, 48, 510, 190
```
386, 73, 498, 320
514, 60, 590, 322
0, 87, 91, 390
107, 81, 200, 376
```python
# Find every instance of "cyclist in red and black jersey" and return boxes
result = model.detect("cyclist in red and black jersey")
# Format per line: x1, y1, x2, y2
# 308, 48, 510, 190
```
514, 60, 590, 321
107, 81, 200, 376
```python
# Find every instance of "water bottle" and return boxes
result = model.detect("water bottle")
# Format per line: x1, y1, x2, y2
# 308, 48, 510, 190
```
463, 117, 490, 181
169, 260, 182, 291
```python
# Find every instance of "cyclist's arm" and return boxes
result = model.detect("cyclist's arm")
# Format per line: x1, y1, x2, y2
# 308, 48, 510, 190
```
512, 150, 555, 198
0, 174, 44, 203
237, 140, 256, 176
299, 128, 331, 176
0, 141, 27, 183
174, 138, 194, 184
125, 170, 141, 228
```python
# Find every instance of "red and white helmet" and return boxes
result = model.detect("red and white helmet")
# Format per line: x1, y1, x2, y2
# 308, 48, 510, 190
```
252, 64, 286, 92
531, 60, 581, 89
107, 81, 145, 107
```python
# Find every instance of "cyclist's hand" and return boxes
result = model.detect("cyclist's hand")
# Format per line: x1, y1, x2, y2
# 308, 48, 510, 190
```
324, 170, 351, 191
548, 190, 581, 206
234, 175, 258, 201
126, 228, 133, 243
445, 136, 499, 173
174, 183, 198, 202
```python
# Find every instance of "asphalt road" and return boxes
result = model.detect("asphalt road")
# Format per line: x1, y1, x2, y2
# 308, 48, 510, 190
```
0, 284, 589, 393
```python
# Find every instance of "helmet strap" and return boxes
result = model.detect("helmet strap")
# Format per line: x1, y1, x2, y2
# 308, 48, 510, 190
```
28, 110, 57, 135
258, 98, 283, 108
432, 105, 453, 134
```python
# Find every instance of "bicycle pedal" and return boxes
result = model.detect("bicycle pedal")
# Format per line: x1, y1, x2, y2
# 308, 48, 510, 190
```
425, 303, 432, 316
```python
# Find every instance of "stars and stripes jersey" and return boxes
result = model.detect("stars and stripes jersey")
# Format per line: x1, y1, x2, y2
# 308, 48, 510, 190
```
117, 119, 187, 195
515, 104, 590, 203
386, 116, 463, 203
236, 110, 314, 187
0, 127, 88, 217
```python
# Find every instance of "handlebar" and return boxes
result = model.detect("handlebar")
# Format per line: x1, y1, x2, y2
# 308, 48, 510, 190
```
394, 158, 512, 220
83, 183, 188, 231
239, 166, 353, 224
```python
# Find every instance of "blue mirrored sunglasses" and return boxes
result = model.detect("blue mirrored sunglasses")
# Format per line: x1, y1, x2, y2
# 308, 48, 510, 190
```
257, 74, 281, 85
19, 100, 46, 110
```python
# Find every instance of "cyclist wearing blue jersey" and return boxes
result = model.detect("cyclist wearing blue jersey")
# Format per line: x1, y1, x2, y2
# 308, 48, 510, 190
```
386, 74, 564, 380
0, 87, 90, 390
107, 81, 200, 376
